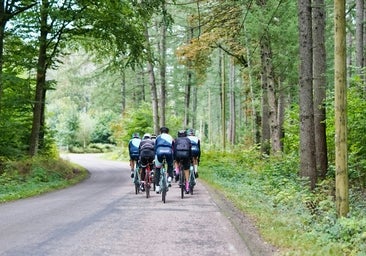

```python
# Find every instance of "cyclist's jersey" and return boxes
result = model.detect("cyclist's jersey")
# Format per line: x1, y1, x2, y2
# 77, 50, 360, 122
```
187, 135, 200, 157
139, 139, 155, 152
155, 133, 173, 152
129, 138, 141, 157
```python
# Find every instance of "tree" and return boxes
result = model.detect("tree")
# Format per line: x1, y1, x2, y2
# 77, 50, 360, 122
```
313, 0, 328, 178
355, 0, 364, 77
29, 0, 86, 156
298, 0, 317, 189
334, 0, 349, 217
0, 0, 36, 113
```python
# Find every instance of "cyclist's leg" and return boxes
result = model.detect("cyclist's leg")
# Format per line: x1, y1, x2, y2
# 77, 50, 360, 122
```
174, 160, 180, 182
129, 156, 135, 178
166, 152, 174, 181
192, 156, 199, 177
183, 158, 190, 193
154, 154, 162, 192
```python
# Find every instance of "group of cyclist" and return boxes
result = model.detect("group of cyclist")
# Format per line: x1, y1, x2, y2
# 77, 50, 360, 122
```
128, 126, 200, 194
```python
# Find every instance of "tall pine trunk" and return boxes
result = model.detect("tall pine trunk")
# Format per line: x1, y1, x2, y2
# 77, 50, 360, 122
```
313, 0, 328, 178
334, 0, 349, 218
298, 0, 317, 189
356, 0, 364, 75
159, 13, 167, 128
144, 25, 159, 134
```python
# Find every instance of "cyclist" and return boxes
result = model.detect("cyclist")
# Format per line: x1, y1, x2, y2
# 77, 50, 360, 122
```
151, 134, 157, 143
187, 128, 201, 178
174, 130, 192, 194
138, 133, 155, 191
154, 126, 174, 193
128, 133, 141, 178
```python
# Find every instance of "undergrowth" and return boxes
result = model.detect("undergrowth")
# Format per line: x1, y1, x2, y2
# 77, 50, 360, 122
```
200, 149, 366, 256
0, 156, 88, 202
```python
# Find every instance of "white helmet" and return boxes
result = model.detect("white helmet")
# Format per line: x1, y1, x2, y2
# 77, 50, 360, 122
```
143, 133, 151, 139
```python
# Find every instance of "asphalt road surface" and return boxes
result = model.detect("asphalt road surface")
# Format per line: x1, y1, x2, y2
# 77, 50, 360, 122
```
0, 154, 276, 256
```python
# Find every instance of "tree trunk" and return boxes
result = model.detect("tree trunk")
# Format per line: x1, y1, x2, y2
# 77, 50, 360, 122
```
0, 13, 5, 113
159, 12, 167, 128
29, 0, 49, 156
144, 25, 159, 134
313, 0, 328, 178
229, 58, 236, 145
184, 71, 191, 128
121, 70, 126, 113
220, 49, 226, 150
260, 38, 270, 155
334, 0, 349, 218
261, 33, 281, 154
356, 0, 364, 74
298, 0, 317, 189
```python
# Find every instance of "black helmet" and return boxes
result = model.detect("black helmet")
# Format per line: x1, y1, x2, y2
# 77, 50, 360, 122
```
178, 130, 187, 137
160, 126, 169, 133
132, 133, 140, 138
187, 128, 195, 136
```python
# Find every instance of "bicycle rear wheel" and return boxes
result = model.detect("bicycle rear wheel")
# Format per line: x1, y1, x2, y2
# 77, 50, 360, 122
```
162, 188, 166, 203
179, 166, 184, 199
146, 172, 152, 198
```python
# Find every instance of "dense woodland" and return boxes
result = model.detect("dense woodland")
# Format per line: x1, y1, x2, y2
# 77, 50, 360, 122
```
0, 0, 365, 221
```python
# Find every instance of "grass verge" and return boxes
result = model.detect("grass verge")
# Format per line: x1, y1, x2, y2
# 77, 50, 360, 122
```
0, 156, 89, 203
199, 149, 366, 256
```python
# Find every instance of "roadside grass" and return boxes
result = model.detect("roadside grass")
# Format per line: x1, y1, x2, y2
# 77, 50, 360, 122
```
0, 156, 88, 203
200, 149, 366, 256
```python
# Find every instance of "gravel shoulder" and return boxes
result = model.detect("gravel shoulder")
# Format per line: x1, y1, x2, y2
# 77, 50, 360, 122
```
203, 181, 278, 256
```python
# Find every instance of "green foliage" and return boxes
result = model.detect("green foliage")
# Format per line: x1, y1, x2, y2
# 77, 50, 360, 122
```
200, 149, 366, 255
0, 156, 88, 202
326, 86, 366, 188
282, 104, 300, 155
111, 102, 154, 146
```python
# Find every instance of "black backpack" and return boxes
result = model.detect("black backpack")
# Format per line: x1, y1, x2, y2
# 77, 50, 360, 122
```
175, 137, 190, 151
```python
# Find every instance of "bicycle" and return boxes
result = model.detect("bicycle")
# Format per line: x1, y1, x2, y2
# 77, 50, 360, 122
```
159, 158, 169, 203
133, 162, 141, 194
188, 163, 196, 195
178, 161, 196, 198
178, 160, 186, 199
143, 162, 155, 198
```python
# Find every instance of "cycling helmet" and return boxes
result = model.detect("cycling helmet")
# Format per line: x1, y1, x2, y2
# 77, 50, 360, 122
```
178, 130, 187, 137
160, 126, 169, 133
132, 132, 140, 138
187, 128, 195, 136
143, 133, 151, 139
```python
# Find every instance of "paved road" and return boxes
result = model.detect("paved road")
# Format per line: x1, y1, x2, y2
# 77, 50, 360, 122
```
0, 154, 271, 256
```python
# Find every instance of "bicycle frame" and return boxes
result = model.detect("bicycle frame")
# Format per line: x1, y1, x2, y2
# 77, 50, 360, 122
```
159, 158, 168, 203
143, 162, 154, 198
133, 162, 141, 194
188, 163, 196, 194
178, 160, 186, 199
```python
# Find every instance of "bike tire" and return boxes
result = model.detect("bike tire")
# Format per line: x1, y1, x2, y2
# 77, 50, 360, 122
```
135, 183, 139, 194
162, 188, 166, 203
146, 184, 150, 198
180, 172, 184, 199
